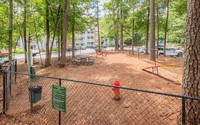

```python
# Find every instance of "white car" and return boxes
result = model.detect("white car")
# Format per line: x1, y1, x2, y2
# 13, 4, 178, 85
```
158, 47, 183, 57
138, 47, 146, 53
138, 47, 151, 53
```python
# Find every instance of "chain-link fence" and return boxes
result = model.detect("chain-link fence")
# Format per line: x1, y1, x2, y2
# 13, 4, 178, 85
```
0, 60, 17, 114
1, 71, 199, 125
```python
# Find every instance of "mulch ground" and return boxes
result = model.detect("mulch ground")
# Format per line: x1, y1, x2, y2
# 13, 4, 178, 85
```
0, 52, 184, 125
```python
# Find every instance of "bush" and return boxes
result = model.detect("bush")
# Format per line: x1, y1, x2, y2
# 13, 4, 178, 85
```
13, 48, 24, 54
124, 39, 132, 46
108, 44, 115, 47
52, 48, 58, 51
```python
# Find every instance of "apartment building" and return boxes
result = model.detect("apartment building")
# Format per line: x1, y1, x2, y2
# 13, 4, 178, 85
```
76, 29, 97, 48
75, 28, 114, 48
17, 37, 57, 51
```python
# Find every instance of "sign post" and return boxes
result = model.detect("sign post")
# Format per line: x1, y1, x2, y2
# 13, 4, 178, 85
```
52, 80, 66, 125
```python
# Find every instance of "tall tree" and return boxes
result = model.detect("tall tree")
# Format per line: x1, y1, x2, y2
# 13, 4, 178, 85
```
72, 3, 75, 59
120, 0, 124, 50
156, 3, 159, 58
23, 0, 27, 63
60, 0, 70, 66
49, 4, 61, 62
149, 0, 155, 61
183, 0, 200, 124
163, 0, 169, 56
131, 18, 134, 55
145, 5, 150, 54
45, 0, 50, 66
97, 0, 101, 51
9, 0, 13, 62
111, 0, 119, 51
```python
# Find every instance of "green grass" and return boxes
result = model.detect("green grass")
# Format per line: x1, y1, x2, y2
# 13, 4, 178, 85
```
52, 48, 58, 51
13, 48, 24, 54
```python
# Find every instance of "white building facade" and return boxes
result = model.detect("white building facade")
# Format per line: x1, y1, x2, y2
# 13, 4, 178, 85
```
17, 37, 57, 51
75, 28, 114, 48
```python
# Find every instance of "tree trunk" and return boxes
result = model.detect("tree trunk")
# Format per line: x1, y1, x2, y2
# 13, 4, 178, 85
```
149, 0, 155, 61
72, 4, 75, 59
145, 6, 150, 54
114, 21, 118, 51
57, 33, 61, 60
163, 0, 169, 57
45, 0, 50, 66
34, 21, 43, 65
49, 5, 61, 61
23, 0, 27, 63
111, 0, 118, 51
115, 9, 119, 51
97, 0, 101, 51
58, 15, 62, 60
120, 0, 123, 51
132, 19, 134, 55
9, 0, 13, 63
60, 0, 70, 66
183, 0, 200, 124
156, 3, 159, 58
28, 32, 31, 57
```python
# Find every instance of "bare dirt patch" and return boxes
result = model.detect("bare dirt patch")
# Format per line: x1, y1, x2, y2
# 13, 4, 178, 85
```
32, 52, 182, 94
0, 52, 183, 124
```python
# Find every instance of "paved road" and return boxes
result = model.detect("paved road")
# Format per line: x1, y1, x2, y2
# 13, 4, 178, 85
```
13, 47, 115, 60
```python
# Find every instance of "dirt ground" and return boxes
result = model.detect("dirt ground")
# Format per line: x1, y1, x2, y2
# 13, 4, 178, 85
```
0, 51, 184, 124
32, 51, 183, 94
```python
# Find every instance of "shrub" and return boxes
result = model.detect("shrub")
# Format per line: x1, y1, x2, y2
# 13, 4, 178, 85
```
13, 48, 24, 54
52, 48, 58, 51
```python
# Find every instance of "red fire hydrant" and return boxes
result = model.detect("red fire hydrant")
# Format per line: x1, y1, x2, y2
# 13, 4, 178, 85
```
112, 81, 121, 100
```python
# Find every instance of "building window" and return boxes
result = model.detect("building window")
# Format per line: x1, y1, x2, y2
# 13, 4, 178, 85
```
87, 36, 94, 39
31, 45, 36, 50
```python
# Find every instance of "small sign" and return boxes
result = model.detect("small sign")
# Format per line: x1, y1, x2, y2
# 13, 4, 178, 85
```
52, 85, 66, 112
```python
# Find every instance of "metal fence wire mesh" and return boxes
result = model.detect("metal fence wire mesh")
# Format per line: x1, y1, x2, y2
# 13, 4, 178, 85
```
0, 60, 17, 113
0, 59, 200, 125
2, 72, 197, 125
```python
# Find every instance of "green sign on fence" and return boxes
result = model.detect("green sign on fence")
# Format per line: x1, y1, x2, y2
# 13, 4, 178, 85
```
52, 85, 66, 112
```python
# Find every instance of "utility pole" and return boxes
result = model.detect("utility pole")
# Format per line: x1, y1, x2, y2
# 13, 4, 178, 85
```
97, 0, 101, 51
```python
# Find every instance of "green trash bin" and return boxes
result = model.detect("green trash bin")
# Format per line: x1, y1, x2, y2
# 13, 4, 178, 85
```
29, 86, 42, 103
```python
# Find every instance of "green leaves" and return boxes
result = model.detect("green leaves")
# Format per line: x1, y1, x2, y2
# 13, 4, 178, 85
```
101, 0, 187, 45
0, 0, 187, 50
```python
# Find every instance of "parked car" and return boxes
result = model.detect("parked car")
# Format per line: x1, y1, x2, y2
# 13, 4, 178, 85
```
0, 50, 9, 55
67, 46, 72, 51
158, 47, 183, 57
137, 46, 145, 53
0, 50, 9, 64
80, 46, 87, 50
67, 45, 82, 51
89, 45, 97, 49
138, 46, 150, 53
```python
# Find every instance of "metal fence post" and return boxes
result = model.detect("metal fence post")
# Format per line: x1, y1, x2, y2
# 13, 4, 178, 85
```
3, 71, 6, 114
15, 60, 17, 83
59, 79, 62, 125
182, 97, 186, 125
9, 65, 12, 96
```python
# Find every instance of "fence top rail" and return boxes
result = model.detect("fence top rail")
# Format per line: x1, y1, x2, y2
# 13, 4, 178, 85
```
4, 71, 200, 101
